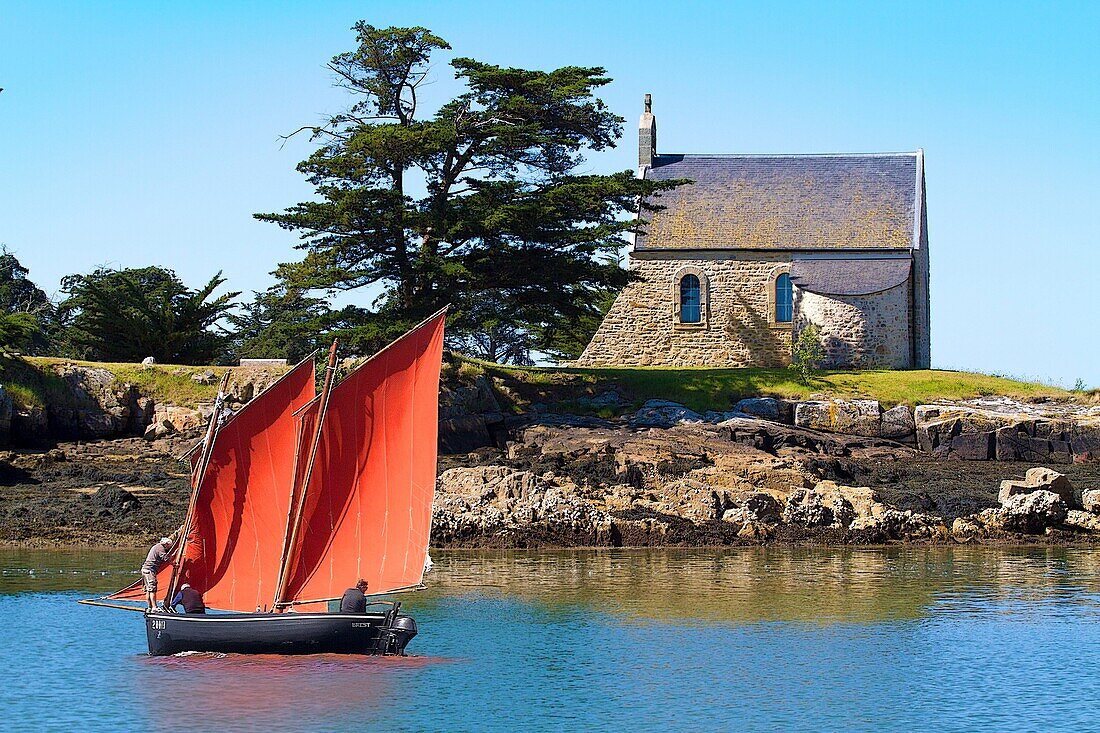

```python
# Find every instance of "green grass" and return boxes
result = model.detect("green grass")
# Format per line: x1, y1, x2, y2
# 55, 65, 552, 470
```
456, 356, 1076, 414
2, 357, 227, 410
0, 357, 73, 410
104, 363, 226, 408
1, 352, 1082, 418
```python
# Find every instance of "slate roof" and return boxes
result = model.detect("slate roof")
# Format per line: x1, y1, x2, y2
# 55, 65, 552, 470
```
789, 258, 912, 296
637, 153, 921, 251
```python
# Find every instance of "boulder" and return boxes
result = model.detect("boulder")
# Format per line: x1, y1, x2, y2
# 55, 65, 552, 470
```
999, 490, 1067, 534
1082, 489, 1100, 515
732, 398, 794, 424
717, 415, 893, 456
782, 488, 834, 528
129, 396, 156, 435
152, 404, 205, 434
997, 467, 1073, 506
226, 369, 287, 405
950, 516, 983, 539
721, 491, 782, 524
144, 419, 176, 440
50, 365, 135, 439
703, 410, 744, 423
995, 423, 1059, 462
1065, 510, 1100, 533
854, 509, 946, 540
880, 405, 916, 440
737, 521, 773, 541
795, 399, 882, 437
938, 431, 994, 460
813, 481, 886, 524
630, 400, 704, 428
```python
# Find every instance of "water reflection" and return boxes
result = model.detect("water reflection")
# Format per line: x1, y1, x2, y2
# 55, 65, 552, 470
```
413, 547, 1100, 624
0, 547, 142, 594
5, 546, 1100, 624
137, 653, 447, 727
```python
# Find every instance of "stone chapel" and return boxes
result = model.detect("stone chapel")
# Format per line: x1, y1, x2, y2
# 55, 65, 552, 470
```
576, 96, 931, 369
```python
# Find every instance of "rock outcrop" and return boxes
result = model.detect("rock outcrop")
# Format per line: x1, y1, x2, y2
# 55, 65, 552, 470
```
5, 363, 291, 446
630, 400, 705, 428
999, 490, 1068, 534
795, 399, 884, 437
998, 467, 1074, 506
915, 399, 1100, 464
733, 398, 794, 424
791, 399, 918, 442
434, 465, 613, 546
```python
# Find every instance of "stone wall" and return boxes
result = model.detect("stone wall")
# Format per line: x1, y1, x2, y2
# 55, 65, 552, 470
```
576, 253, 794, 367
795, 281, 912, 368
912, 185, 932, 368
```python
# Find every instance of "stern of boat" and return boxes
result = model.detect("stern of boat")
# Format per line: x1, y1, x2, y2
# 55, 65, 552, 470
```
379, 613, 417, 655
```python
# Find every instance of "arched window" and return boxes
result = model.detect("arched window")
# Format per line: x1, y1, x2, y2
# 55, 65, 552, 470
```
775, 273, 793, 323
679, 274, 701, 323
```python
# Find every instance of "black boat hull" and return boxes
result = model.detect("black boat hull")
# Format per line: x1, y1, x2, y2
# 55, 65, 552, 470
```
145, 611, 417, 656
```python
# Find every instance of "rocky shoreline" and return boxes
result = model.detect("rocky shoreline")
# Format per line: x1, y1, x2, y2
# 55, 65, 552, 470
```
1, 360, 1098, 549
3, 411, 1099, 550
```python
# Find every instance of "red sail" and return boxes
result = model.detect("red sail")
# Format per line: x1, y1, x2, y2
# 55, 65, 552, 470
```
279, 311, 445, 605
108, 359, 316, 610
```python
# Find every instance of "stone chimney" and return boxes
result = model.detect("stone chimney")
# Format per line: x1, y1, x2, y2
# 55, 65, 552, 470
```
638, 93, 656, 173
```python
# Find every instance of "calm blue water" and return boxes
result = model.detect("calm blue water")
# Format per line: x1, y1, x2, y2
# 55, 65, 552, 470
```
3, 547, 1100, 732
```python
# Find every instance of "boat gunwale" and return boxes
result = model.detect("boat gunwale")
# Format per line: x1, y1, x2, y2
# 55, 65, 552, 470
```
145, 612, 392, 622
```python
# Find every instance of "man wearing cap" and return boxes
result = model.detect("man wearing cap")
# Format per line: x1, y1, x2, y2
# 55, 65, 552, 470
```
171, 583, 206, 614
141, 537, 176, 612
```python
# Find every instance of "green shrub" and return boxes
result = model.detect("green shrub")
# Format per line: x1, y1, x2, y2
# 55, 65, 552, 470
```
788, 324, 825, 385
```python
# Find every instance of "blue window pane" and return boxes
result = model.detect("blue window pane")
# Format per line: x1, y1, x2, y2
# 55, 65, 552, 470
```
680, 274, 701, 323
776, 273, 793, 323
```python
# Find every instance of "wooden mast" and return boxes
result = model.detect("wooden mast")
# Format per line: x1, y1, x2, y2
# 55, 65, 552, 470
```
272, 339, 339, 609
162, 371, 231, 608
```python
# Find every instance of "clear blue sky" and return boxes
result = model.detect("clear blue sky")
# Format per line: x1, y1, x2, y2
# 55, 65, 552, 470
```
1, 1, 1097, 386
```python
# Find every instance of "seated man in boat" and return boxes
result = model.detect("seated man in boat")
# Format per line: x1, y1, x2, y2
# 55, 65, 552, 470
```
170, 583, 206, 614
339, 579, 369, 613
141, 536, 176, 611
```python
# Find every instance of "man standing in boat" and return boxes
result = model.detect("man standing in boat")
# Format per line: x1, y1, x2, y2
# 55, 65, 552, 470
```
340, 579, 369, 613
141, 536, 175, 612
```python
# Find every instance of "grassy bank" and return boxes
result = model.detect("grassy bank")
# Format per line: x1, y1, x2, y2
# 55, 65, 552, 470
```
1, 357, 227, 410
456, 357, 1083, 414
1, 353, 1087, 417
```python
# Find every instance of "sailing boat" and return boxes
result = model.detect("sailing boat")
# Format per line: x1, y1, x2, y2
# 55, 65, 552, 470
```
81, 310, 447, 656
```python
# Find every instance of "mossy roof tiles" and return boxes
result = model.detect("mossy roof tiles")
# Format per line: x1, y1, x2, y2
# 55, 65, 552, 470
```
638, 153, 919, 251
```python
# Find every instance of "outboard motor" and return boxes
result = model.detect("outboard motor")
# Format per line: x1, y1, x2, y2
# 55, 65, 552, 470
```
379, 602, 418, 655
391, 615, 418, 638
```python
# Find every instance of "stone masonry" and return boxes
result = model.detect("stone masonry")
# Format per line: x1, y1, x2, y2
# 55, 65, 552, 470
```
795, 281, 912, 369
577, 254, 794, 367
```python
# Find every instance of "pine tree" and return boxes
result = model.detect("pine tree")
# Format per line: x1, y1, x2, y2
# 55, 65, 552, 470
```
257, 23, 683, 362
